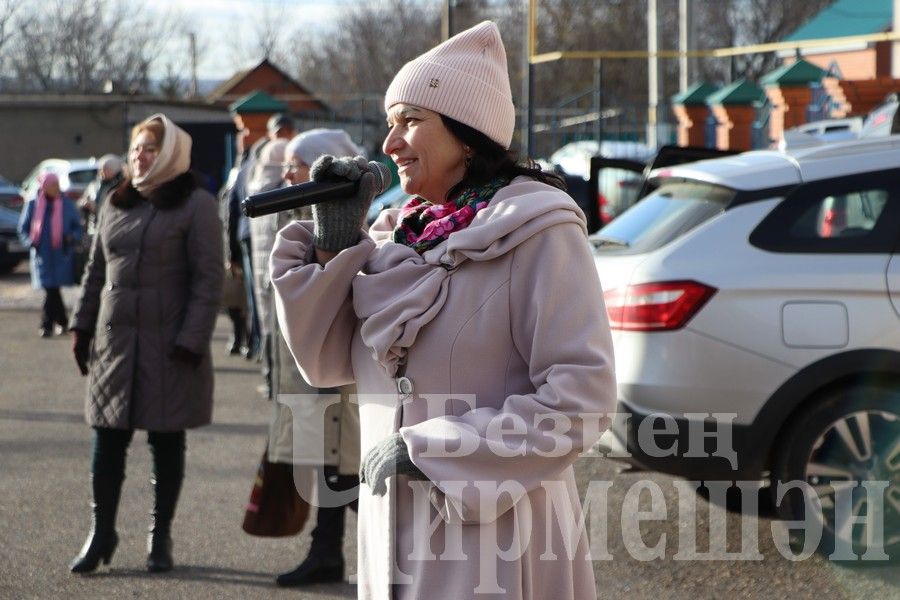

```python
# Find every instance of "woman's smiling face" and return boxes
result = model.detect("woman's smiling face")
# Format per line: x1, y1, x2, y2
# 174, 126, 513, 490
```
382, 104, 467, 203
130, 130, 159, 178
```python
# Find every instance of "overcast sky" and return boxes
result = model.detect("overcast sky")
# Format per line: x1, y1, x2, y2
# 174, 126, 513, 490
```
150, 0, 346, 81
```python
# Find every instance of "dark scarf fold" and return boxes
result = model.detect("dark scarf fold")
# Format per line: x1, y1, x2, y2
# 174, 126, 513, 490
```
392, 176, 509, 254
109, 171, 199, 211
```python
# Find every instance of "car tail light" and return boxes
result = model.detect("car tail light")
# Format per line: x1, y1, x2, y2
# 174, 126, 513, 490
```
598, 192, 611, 224
63, 190, 81, 202
4, 194, 23, 210
604, 280, 716, 331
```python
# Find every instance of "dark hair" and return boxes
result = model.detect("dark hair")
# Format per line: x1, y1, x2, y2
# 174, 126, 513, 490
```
439, 115, 566, 201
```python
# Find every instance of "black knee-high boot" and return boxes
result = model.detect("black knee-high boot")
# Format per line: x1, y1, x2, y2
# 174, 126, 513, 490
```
146, 431, 185, 573
70, 428, 131, 574
275, 467, 357, 587
69, 474, 125, 573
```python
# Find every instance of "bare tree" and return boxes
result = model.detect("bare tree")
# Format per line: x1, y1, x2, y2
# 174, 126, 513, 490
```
250, 0, 290, 64
158, 62, 187, 99
693, 0, 833, 83
5, 0, 178, 93
284, 0, 441, 112
0, 0, 20, 67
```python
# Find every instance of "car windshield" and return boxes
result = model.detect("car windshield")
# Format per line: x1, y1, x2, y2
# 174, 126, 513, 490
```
591, 180, 733, 253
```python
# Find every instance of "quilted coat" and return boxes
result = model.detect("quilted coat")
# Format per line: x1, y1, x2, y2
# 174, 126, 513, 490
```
71, 173, 224, 431
271, 177, 616, 600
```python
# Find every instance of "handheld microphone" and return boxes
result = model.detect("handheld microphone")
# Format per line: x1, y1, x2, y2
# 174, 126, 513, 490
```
242, 161, 392, 218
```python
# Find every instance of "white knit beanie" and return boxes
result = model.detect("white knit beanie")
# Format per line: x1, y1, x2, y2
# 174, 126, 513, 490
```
384, 21, 515, 149
285, 128, 366, 167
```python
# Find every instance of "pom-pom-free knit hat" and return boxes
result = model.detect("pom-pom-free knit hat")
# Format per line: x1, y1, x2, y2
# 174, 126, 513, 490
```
384, 21, 515, 149
286, 128, 366, 167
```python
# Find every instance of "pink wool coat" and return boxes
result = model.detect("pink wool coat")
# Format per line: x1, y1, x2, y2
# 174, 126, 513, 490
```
271, 177, 616, 600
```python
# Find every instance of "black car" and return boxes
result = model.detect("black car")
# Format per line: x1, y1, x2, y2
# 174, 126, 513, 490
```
0, 206, 27, 274
0, 175, 24, 211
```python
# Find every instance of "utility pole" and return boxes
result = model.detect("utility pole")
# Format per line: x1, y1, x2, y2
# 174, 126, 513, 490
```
593, 59, 602, 142
893, 0, 900, 77
524, 0, 536, 156
679, 0, 689, 92
442, 0, 455, 41
189, 32, 198, 98
647, 0, 658, 148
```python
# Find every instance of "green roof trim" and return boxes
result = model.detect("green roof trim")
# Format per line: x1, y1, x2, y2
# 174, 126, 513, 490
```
228, 90, 287, 114
760, 59, 826, 86
706, 79, 766, 106
671, 81, 719, 105
784, 0, 892, 42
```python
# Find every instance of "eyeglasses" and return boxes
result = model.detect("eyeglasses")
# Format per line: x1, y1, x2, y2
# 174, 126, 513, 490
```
281, 163, 307, 173
131, 144, 158, 155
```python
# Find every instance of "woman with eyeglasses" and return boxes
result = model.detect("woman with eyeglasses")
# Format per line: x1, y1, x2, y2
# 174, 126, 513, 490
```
68, 114, 224, 575
248, 128, 363, 587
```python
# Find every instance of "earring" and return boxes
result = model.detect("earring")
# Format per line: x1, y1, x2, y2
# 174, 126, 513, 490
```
464, 154, 472, 168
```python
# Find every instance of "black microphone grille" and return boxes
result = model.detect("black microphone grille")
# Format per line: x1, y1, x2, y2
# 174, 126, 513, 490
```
367, 161, 393, 195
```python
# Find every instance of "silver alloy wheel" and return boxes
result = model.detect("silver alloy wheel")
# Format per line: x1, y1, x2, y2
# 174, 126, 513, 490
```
804, 409, 900, 553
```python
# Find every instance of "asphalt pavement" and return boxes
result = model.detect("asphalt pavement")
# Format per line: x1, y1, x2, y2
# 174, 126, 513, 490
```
1, 261, 897, 599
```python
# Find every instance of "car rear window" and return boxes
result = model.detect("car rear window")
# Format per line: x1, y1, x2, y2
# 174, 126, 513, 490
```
750, 169, 900, 254
68, 169, 97, 185
591, 181, 734, 253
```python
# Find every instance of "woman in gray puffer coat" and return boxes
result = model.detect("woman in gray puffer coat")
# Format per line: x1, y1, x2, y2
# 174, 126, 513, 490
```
68, 114, 224, 575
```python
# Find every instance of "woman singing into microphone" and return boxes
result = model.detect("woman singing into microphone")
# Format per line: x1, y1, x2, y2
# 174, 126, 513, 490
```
270, 22, 615, 600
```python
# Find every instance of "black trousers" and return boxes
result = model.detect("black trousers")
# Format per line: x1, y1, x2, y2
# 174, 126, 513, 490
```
308, 465, 359, 561
91, 427, 185, 496
41, 287, 67, 330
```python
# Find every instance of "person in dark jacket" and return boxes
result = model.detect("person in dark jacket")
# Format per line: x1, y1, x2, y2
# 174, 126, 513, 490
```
17, 172, 83, 337
79, 154, 125, 235
67, 114, 224, 575
225, 112, 295, 362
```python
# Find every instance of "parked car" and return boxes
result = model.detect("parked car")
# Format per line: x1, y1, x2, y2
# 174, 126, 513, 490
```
565, 145, 736, 232
592, 135, 900, 559
0, 205, 27, 273
19, 158, 98, 203
779, 117, 863, 150
859, 94, 899, 139
0, 175, 24, 211
549, 140, 657, 228
366, 184, 410, 225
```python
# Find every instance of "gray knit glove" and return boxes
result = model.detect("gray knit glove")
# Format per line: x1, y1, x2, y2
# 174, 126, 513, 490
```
360, 432, 428, 496
310, 155, 378, 252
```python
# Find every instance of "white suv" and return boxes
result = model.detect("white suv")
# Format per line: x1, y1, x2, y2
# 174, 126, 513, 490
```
592, 136, 900, 560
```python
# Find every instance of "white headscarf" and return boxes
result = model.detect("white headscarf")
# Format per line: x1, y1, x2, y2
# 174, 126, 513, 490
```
131, 113, 192, 196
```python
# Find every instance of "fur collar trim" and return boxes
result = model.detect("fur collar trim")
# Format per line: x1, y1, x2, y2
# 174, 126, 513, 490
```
109, 172, 198, 210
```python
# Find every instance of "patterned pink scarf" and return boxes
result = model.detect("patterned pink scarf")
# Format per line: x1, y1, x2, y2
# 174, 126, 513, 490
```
392, 177, 508, 254
30, 173, 64, 249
